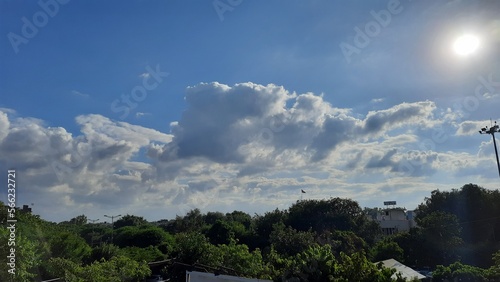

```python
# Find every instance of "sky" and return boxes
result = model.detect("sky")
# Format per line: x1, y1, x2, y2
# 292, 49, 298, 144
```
1, 0, 500, 223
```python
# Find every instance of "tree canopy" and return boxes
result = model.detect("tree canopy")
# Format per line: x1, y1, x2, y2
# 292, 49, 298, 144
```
2, 183, 500, 281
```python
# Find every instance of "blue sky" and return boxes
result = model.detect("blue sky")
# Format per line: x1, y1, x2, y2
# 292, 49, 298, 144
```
1, 0, 500, 222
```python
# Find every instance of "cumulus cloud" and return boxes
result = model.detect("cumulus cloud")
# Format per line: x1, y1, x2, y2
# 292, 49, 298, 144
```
456, 120, 498, 136
152, 82, 438, 166
1, 82, 496, 222
0, 111, 173, 218
0, 111, 9, 141
362, 101, 436, 134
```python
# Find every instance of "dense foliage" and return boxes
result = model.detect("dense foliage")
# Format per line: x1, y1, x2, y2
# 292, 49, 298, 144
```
1, 183, 500, 281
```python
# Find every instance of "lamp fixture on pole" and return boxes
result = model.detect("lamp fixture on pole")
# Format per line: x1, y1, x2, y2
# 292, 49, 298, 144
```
104, 214, 121, 244
479, 121, 500, 178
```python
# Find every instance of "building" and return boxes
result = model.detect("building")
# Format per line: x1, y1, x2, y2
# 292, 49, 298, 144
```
186, 271, 272, 282
21, 204, 32, 213
367, 208, 417, 235
375, 259, 426, 280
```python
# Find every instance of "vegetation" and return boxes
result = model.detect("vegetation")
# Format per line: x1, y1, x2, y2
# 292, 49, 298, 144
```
1, 183, 500, 281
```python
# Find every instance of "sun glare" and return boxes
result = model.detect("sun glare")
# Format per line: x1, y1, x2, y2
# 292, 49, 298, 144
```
453, 34, 479, 56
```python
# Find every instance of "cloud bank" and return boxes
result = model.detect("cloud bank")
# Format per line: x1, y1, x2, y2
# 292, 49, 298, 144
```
0, 82, 496, 221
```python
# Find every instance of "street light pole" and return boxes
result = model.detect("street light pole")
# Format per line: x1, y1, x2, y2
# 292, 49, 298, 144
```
87, 218, 99, 246
104, 214, 121, 244
479, 121, 500, 178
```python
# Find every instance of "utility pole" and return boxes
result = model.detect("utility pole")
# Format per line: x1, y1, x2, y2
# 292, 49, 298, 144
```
87, 218, 99, 246
479, 121, 500, 177
104, 214, 121, 244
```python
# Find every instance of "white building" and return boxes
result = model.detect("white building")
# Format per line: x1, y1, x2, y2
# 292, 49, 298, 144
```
367, 208, 417, 236
375, 259, 426, 280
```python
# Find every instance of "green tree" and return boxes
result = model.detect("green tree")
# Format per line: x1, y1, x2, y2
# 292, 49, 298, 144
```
253, 208, 288, 249
433, 261, 489, 282
48, 231, 92, 262
166, 232, 221, 281
371, 240, 404, 262
225, 210, 253, 229
421, 184, 500, 240
172, 232, 220, 266
217, 240, 268, 279
79, 224, 109, 246
69, 215, 88, 226
487, 250, 500, 279
335, 252, 399, 282
203, 211, 225, 225
317, 230, 367, 256
391, 228, 428, 267
287, 198, 366, 233
114, 226, 172, 248
269, 223, 316, 257
114, 214, 149, 229
48, 255, 151, 282
281, 244, 337, 281
84, 243, 121, 264
121, 246, 164, 263
172, 209, 205, 233
418, 211, 463, 265
0, 229, 41, 282
206, 219, 237, 245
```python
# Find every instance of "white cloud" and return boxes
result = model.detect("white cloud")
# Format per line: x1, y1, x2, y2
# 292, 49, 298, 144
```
71, 90, 90, 98
1, 83, 498, 222
456, 120, 493, 136
152, 83, 438, 165
370, 98, 384, 103
135, 112, 151, 118
0, 111, 9, 142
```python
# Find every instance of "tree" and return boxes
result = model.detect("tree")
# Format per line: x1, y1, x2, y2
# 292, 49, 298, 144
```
391, 228, 428, 268
488, 250, 500, 279
371, 240, 404, 262
280, 244, 337, 281
203, 211, 225, 225
69, 215, 88, 226
225, 210, 253, 229
417, 184, 500, 244
79, 224, 109, 246
433, 262, 489, 282
275, 245, 398, 282
317, 230, 367, 256
269, 223, 316, 257
287, 198, 368, 235
335, 252, 402, 282
114, 214, 149, 229
416, 184, 500, 267
48, 255, 151, 282
172, 232, 219, 266
253, 208, 288, 249
206, 219, 237, 245
48, 231, 92, 262
114, 226, 172, 248
172, 209, 205, 233
84, 243, 121, 264
217, 240, 268, 279
166, 232, 221, 281
0, 229, 41, 281
121, 246, 164, 263
415, 211, 462, 265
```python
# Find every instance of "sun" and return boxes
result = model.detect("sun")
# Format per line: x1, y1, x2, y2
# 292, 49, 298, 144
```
453, 34, 480, 56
